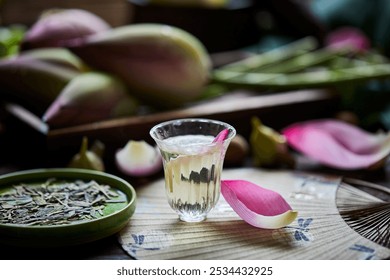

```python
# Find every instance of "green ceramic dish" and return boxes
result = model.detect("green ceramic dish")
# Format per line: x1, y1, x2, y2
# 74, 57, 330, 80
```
0, 168, 136, 247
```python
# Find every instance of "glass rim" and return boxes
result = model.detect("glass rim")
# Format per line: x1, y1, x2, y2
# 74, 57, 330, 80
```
149, 118, 236, 143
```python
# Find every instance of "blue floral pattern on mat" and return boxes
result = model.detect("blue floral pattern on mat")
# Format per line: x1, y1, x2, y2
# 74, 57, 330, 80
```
350, 244, 376, 260
127, 234, 161, 255
286, 218, 313, 242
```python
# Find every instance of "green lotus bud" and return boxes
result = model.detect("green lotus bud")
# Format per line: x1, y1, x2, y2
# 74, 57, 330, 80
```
69, 24, 211, 108
68, 137, 105, 171
20, 8, 111, 50
42, 72, 139, 127
0, 56, 79, 114
20, 48, 88, 72
250, 117, 295, 168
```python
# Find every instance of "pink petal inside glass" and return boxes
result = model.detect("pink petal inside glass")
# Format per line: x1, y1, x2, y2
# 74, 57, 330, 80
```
221, 180, 297, 229
282, 119, 390, 170
213, 128, 230, 143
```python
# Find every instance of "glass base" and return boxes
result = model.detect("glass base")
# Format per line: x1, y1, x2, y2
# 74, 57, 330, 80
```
179, 214, 207, 223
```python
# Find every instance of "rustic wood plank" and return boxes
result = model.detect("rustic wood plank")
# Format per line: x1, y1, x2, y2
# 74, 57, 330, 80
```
46, 88, 338, 146
3, 88, 338, 168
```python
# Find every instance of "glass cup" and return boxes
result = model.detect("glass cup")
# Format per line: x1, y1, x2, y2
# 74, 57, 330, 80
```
150, 118, 236, 222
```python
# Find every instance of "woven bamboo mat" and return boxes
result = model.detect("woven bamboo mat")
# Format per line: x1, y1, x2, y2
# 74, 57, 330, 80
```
118, 168, 390, 260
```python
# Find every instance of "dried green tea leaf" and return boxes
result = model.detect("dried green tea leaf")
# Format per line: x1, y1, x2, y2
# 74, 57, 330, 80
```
0, 179, 127, 226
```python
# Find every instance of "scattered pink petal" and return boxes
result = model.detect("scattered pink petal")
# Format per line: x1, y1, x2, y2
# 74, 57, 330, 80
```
116, 140, 162, 177
326, 26, 370, 53
221, 180, 298, 229
282, 119, 390, 170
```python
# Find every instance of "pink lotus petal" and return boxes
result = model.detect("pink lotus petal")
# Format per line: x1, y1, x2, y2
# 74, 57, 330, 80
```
221, 180, 298, 229
116, 140, 162, 177
282, 119, 390, 170
326, 26, 370, 53
213, 128, 230, 143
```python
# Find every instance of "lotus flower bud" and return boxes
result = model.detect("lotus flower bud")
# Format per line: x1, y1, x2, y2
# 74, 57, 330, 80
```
68, 137, 105, 172
0, 56, 79, 114
68, 24, 211, 108
42, 72, 139, 128
21, 9, 111, 50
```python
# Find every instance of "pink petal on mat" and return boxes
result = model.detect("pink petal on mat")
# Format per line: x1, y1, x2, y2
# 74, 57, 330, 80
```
282, 119, 390, 170
221, 180, 298, 229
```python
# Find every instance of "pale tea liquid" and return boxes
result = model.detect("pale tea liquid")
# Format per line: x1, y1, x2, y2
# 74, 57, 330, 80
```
160, 135, 225, 222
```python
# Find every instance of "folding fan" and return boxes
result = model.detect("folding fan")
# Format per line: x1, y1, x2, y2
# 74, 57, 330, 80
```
118, 168, 390, 260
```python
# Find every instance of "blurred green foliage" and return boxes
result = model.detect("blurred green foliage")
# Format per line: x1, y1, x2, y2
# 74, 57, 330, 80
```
0, 25, 26, 58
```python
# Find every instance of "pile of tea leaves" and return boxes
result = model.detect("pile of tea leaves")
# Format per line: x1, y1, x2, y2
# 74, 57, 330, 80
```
0, 178, 126, 226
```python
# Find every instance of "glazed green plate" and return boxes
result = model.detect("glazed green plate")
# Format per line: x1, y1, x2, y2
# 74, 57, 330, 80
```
0, 168, 136, 247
